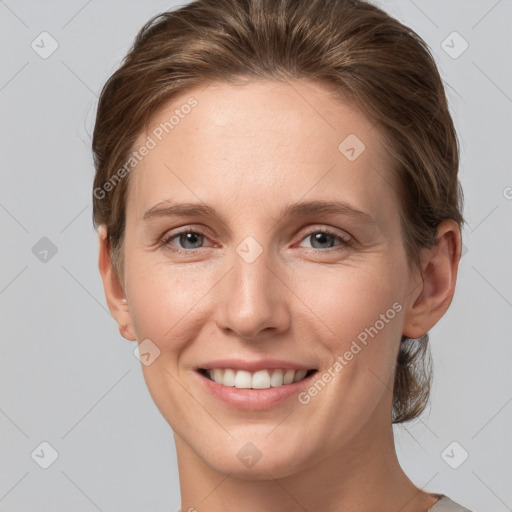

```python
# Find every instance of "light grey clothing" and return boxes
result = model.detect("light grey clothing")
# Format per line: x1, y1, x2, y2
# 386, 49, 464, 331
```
429, 495, 474, 511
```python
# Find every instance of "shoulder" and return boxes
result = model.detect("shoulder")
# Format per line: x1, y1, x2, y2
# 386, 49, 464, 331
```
429, 495, 475, 512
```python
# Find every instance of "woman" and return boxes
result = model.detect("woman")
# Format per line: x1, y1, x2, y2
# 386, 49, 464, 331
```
92, 0, 472, 510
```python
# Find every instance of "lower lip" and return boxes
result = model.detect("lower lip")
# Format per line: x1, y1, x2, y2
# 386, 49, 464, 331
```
194, 370, 317, 411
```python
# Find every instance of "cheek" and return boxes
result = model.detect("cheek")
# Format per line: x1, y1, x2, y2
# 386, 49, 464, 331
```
293, 263, 405, 379
124, 261, 212, 420
299, 262, 403, 332
125, 257, 213, 349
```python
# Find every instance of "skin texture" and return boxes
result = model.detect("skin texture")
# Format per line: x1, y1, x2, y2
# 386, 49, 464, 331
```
98, 79, 461, 512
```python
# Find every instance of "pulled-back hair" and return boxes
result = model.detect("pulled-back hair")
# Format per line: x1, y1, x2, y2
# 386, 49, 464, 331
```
92, 0, 464, 423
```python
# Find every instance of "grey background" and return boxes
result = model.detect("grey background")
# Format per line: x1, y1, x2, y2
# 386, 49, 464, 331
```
0, 0, 511, 511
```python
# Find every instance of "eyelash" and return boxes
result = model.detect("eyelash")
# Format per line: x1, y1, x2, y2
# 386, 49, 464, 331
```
159, 226, 353, 254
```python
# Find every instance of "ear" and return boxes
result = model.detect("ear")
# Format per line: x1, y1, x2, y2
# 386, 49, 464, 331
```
97, 225, 136, 341
402, 219, 462, 339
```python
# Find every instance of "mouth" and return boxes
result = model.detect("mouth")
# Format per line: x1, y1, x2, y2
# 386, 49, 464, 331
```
194, 359, 320, 410
197, 368, 318, 389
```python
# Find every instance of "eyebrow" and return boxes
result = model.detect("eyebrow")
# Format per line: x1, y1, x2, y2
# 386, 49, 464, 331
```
142, 199, 375, 225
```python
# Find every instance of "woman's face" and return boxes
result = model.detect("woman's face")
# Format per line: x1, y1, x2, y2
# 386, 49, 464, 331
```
119, 79, 421, 477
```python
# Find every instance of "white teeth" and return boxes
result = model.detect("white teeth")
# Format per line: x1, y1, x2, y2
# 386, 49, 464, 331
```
283, 369, 295, 385
270, 369, 283, 387
212, 368, 224, 384
293, 369, 308, 382
251, 370, 271, 389
234, 370, 252, 389
222, 368, 236, 386
205, 368, 311, 389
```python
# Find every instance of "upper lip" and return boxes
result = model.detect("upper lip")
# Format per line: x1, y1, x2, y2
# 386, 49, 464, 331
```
197, 359, 317, 372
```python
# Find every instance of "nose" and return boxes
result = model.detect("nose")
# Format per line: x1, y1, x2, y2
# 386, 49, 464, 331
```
213, 243, 291, 341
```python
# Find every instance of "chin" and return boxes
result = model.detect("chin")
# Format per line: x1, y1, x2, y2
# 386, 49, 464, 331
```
208, 450, 309, 481
189, 432, 318, 481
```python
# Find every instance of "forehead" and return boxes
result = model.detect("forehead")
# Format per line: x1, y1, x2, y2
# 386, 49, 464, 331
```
127, 79, 399, 228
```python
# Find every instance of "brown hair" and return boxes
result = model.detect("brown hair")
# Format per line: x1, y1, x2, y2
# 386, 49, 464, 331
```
92, 0, 464, 423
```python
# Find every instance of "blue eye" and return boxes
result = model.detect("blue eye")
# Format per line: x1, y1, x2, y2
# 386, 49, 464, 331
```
161, 227, 352, 254
163, 231, 209, 251
298, 229, 352, 250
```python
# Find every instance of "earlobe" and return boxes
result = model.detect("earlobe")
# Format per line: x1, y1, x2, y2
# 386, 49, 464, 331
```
97, 225, 137, 341
402, 220, 461, 339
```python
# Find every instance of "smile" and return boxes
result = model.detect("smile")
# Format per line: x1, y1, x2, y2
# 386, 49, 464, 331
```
199, 368, 317, 389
